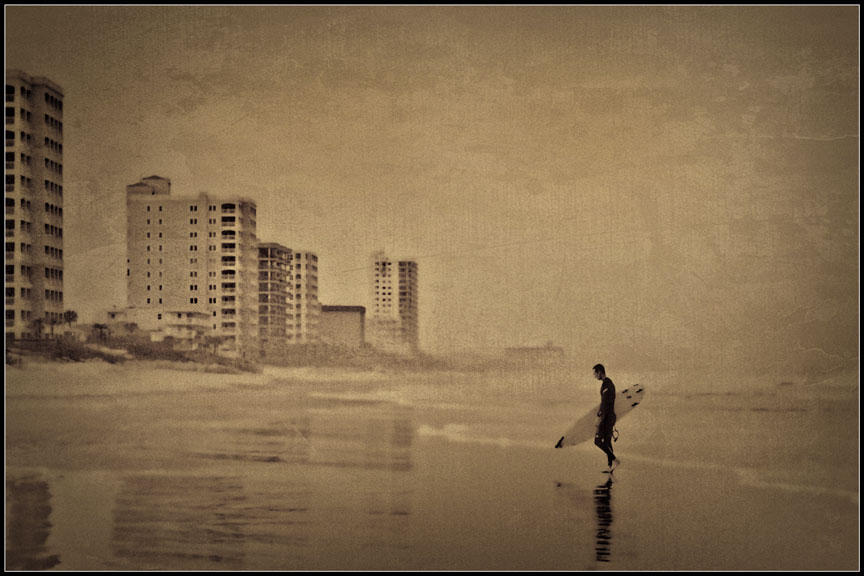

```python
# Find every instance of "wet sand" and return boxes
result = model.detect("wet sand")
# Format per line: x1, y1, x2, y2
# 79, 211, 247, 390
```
5, 359, 859, 570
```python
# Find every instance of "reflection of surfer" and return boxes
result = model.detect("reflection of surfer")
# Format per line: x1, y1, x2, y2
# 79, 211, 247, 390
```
594, 478, 614, 563
593, 364, 620, 472
552, 478, 614, 565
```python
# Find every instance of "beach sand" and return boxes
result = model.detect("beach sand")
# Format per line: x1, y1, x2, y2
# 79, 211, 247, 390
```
5, 359, 859, 570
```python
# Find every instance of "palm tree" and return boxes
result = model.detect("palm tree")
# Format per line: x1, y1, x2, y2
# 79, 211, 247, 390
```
203, 334, 225, 354
63, 310, 78, 329
48, 316, 61, 338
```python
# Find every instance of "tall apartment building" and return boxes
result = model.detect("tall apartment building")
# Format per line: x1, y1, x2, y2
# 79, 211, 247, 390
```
5, 70, 65, 340
258, 242, 292, 356
290, 250, 320, 344
368, 251, 418, 353
126, 176, 259, 357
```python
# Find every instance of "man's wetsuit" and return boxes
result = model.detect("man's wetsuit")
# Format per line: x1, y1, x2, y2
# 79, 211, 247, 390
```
594, 376, 617, 467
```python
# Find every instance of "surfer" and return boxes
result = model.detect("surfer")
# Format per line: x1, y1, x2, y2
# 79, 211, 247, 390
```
593, 364, 620, 472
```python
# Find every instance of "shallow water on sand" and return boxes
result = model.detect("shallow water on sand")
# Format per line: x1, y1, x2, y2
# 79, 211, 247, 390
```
5, 362, 859, 570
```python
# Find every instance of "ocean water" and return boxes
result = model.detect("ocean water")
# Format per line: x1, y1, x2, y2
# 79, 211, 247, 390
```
5, 361, 859, 570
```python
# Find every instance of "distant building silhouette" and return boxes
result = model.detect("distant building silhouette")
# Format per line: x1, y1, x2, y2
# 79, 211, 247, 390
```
368, 251, 418, 354
5, 70, 64, 340
504, 342, 565, 363
125, 176, 259, 358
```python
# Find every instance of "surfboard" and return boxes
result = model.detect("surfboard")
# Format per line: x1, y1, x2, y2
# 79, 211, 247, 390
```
554, 384, 645, 448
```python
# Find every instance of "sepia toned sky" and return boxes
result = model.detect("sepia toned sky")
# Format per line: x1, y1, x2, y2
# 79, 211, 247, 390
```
6, 6, 859, 372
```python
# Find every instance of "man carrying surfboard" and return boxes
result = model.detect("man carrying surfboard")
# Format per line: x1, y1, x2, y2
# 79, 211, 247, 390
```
593, 364, 620, 472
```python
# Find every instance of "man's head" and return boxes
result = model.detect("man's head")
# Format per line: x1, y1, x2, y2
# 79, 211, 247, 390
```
593, 363, 606, 380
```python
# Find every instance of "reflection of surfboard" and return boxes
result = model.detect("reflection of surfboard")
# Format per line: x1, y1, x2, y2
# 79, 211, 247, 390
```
554, 384, 645, 448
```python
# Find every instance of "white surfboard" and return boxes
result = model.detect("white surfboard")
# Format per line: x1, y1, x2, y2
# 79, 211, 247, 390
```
554, 384, 645, 448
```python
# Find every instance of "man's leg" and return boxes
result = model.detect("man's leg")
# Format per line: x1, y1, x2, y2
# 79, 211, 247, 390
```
595, 433, 615, 467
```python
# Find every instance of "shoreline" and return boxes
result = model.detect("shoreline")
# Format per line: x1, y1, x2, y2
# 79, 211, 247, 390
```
5, 358, 859, 570
7, 435, 858, 571
7, 418, 859, 570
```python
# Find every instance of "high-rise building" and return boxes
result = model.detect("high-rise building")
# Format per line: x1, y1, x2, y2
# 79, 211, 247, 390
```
258, 242, 292, 356
368, 251, 418, 353
5, 70, 64, 340
125, 176, 259, 357
290, 250, 320, 344
397, 259, 419, 349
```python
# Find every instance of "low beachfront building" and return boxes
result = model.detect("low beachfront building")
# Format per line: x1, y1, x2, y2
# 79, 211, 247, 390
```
318, 305, 366, 349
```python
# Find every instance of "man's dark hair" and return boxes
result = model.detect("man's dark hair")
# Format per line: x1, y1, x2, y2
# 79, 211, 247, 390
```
593, 363, 605, 375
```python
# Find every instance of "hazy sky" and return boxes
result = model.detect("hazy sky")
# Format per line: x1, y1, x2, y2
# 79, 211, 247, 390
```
6, 6, 859, 372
